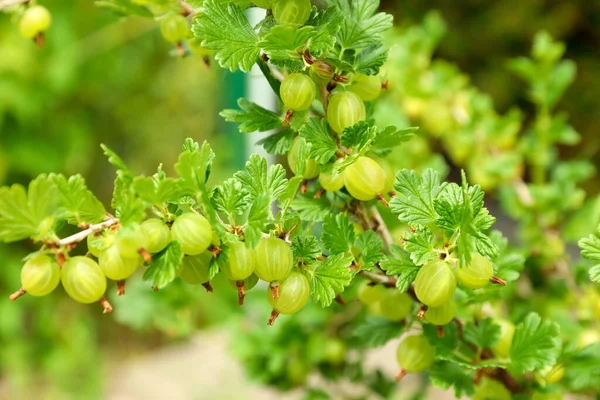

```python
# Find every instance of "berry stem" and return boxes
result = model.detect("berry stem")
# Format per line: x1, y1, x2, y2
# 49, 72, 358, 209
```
300, 180, 308, 194
334, 295, 346, 306
436, 325, 445, 338
117, 280, 126, 296
34, 32, 45, 48
489, 275, 507, 286
417, 305, 428, 319
176, 42, 184, 57
357, 270, 396, 287
314, 187, 325, 199
236, 280, 246, 306
395, 369, 407, 381
9, 288, 26, 301
100, 297, 113, 314
376, 193, 389, 207
202, 282, 213, 293
270, 281, 280, 299
282, 109, 293, 125
138, 248, 152, 264
267, 309, 280, 325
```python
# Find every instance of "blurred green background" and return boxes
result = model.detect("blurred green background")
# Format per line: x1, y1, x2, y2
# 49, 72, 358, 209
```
1, 0, 599, 398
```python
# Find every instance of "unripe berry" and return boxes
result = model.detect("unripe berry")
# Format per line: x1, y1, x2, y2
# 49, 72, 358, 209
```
309, 61, 334, 85
19, 6, 51, 39
280, 73, 316, 111
327, 91, 366, 134
272, 0, 311, 27
343, 156, 386, 201
288, 136, 319, 179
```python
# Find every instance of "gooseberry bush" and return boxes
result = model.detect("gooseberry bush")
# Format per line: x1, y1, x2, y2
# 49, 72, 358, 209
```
2, 0, 600, 398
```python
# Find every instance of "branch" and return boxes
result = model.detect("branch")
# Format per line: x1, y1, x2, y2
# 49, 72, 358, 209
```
369, 206, 393, 250
358, 270, 395, 286
53, 216, 119, 248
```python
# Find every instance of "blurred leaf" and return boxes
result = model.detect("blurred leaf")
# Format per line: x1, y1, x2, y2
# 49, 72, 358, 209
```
353, 317, 406, 347
143, 241, 184, 289
510, 313, 561, 373
220, 98, 282, 133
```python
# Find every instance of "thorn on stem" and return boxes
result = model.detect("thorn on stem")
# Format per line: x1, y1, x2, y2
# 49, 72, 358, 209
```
202, 282, 213, 293
236, 280, 246, 306
314, 187, 325, 199
300, 180, 308, 194
9, 288, 26, 301
117, 280, 126, 296
417, 305, 428, 319
139, 248, 152, 264
270, 282, 280, 299
376, 193, 389, 207
490, 276, 507, 286
267, 309, 280, 325
395, 369, 407, 381
100, 297, 113, 314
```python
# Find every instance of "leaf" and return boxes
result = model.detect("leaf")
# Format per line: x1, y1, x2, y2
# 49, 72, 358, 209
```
258, 25, 314, 62
133, 176, 187, 206
306, 6, 343, 56
245, 193, 269, 248
298, 117, 338, 164
307, 253, 354, 307
143, 241, 184, 289
192, 0, 259, 72
380, 246, 420, 292
510, 313, 562, 373
290, 194, 331, 222
579, 233, 600, 261
174, 140, 216, 196
340, 120, 377, 155
390, 169, 442, 225
353, 44, 389, 75
256, 129, 295, 155
53, 175, 106, 225
220, 98, 282, 133
211, 178, 250, 219
95, 0, 154, 17
429, 362, 475, 398
353, 317, 407, 348
291, 235, 322, 265
321, 213, 355, 255
463, 318, 501, 349
234, 155, 288, 204
354, 231, 384, 270
331, 0, 393, 50
370, 125, 417, 157
404, 226, 437, 265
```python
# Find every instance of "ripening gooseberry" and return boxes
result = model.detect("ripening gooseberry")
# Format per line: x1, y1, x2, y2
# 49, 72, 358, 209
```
20, 255, 60, 296
221, 242, 256, 281
327, 91, 366, 134
425, 301, 457, 325
228, 273, 259, 291
280, 73, 316, 111
61, 256, 107, 304
272, 0, 311, 27
179, 252, 212, 284
357, 282, 383, 305
160, 14, 189, 43
319, 160, 345, 192
396, 335, 435, 374
98, 244, 140, 281
492, 319, 515, 358
309, 60, 334, 85
170, 213, 213, 255
348, 73, 382, 101
457, 253, 494, 289
19, 5, 51, 39
413, 260, 457, 307
343, 156, 386, 201
116, 224, 148, 258
254, 237, 294, 283
379, 289, 412, 321
253, 0, 273, 9
287, 136, 319, 179
140, 219, 171, 253
87, 233, 111, 257
267, 271, 310, 314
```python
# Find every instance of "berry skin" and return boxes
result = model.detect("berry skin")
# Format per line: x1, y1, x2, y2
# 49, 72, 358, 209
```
379, 289, 412, 321
19, 5, 51, 39
61, 256, 107, 304
87, 233, 110, 257
473, 377, 511, 400
267, 271, 310, 314
348, 74, 382, 101
327, 91, 366, 134
20, 255, 60, 296
492, 319, 515, 358
170, 213, 213, 256
424, 301, 456, 325
98, 244, 140, 281
221, 242, 256, 281
280, 73, 316, 111
309, 61, 334, 85
358, 282, 383, 305
140, 219, 171, 253
318, 161, 345, 192
343, 156, 386, 201
287, 136, 319, 179
413, 260, 457, 307
228, 274, 259, 291
396, 335, 435, 374
272, 0, 311, 27
457, 253, 494, 289
160, 14, 189, 43
254, 237, 294, 283
115, 224, 148, 258
179, 252, 212, 284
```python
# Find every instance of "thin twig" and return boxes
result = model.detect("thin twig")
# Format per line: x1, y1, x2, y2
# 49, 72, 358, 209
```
369, 206, 393, 250
358, 270, 395, 286
54, 217, 119, 248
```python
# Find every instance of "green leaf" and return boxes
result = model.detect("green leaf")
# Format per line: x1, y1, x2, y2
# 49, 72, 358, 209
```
354, 45, 389, 75
290, 193, 331, 222
340, 120, 377, 155
331, 0, 393, 50
291, 235, 322, 265
390, 169, 442, 225
298, 117, 338, 164
133, 176, 187, 207
95, 0, 154, 17
429, 362, 475, 398
192, 0, 259, 72
220, 98, 282, 133
353, 317, 407, 348
175, 139, 216, 196
563, 343, 600, 391
211, 178, 250, 219
234, 154, 288, 204
306, 6, 343, 56
143, 241, 184, 289
380, 245, 420, 292
463, 318, 501, 349
579, 233, 600, 261
510, 313, 561, 373
370, 125, 417, 157
245, 193, 269, 247
354, 231, 384, 270
321, 213, 355, 255
53, 175, 106, 225
256, 129, 295, 155
258, 25, 314, 62
404, 226, 437, 265
306, 253, 353, 307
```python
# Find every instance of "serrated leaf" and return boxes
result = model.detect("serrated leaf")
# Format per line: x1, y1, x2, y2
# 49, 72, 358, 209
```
291, 235, 322, 265
463, 318, 501, 349
234, 155, 288, 204
298, 117, 338, 164
220, 98, 282, 133
53, 174, 106, 225
289, 193, 331, 222
306, 253, 353, 307
256, 129, 295, 155
370, 125, 417, 157
340, 120, 377, 155
331, 0, 393, 49
175, 140, 215, 195
321, 213, 355, 255
245, 193, 269, 248
510, 313, 561, 373
390, 169, 442, 225
306, 6, 342, 56
211, 178, 250, 219
258, 25, 314, 62
354, 231, 384, 270
354, 45, 389, 75
380, 246, 420, 292
579, 233, 600, 261
143, 241, 184, 289
133, 176, 187, 207
353, 317, 406, 348
429, 362, 475, 398
192, 0, 259, 72
404, 226, 437, 265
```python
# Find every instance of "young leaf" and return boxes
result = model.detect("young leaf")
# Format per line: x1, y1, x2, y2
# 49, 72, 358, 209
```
211, 178, 250, 220
353, 317, 407, 348
370, 125, 417, 157
463, 318, 501, 349
53, 174, 106, 225
143, 241, 184, 289
290, 193, 331, 222
245, 193, 270, 248
390, 169, 442, 225
192, 0, 259, 72
380, 245, 420, 292
298, 117, 338, 164
331, 0, 393, 50
305, 6, 343, 56
429, 362, 475, 398
220, 98, 283, 133
256, 129, 295, 155
509, 313, 561, 373
321, 213, 355, 255
354, 45, 389, 75
291, 235, 322, 265
340, 121, 377, 155
354, 231, 384, 270
175, 140, 216, 196
133, 176, 187, 207
234, 155, 288, 203
258, 25, 314, 63
403, 226, 437, 265
306, 253, 353, 307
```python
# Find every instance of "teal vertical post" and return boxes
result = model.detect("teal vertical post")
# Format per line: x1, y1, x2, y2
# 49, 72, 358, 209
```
220, 70, 247, 169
